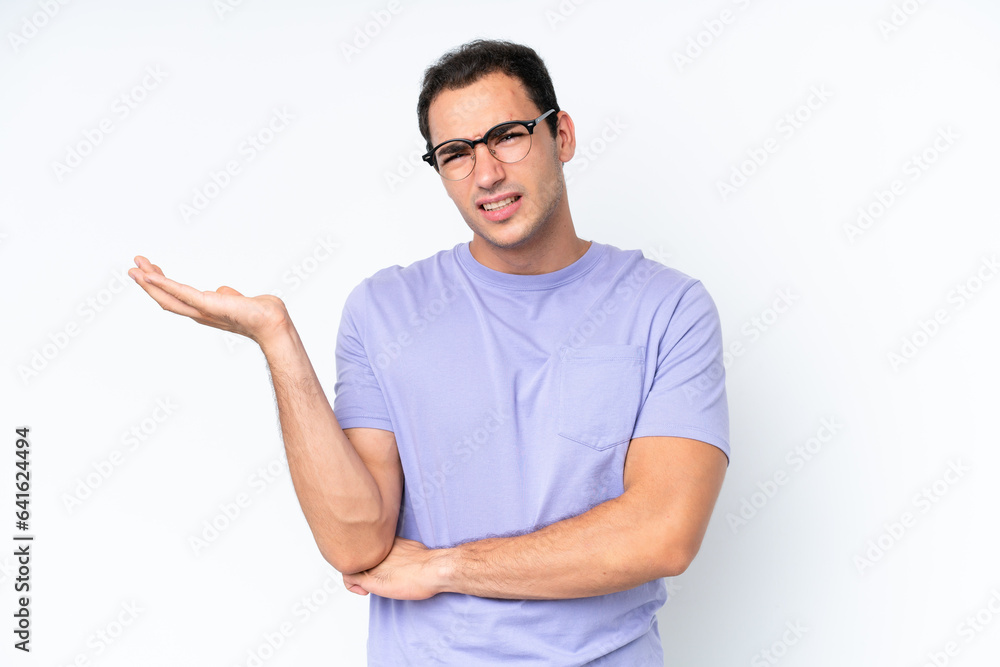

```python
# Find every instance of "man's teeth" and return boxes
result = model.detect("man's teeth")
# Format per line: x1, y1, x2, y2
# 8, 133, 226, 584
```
482, 196, 518, 211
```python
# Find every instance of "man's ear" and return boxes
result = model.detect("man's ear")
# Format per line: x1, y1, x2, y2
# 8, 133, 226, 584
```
554, 111, 576, 163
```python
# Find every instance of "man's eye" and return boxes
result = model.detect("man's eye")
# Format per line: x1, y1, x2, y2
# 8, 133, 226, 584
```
493, 125, 528, 144
441, 152, 470, 164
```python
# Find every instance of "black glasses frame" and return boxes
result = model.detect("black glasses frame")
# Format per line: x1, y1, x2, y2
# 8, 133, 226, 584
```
421, 109, 557, 178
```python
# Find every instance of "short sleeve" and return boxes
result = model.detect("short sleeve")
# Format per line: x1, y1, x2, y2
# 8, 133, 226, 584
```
631, 279, 730, 464
332, 279, 394, 431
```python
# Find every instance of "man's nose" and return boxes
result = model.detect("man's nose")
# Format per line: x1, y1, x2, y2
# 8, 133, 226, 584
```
472, 143, 505, 189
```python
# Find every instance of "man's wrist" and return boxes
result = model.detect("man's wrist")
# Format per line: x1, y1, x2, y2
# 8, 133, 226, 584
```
431, 546, 461, 596
256, 312, 299, 358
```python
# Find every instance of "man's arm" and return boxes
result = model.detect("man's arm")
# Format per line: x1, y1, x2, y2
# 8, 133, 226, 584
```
128, 256, 403, 574
260, 325, 404, 574
343, 435, 727, 600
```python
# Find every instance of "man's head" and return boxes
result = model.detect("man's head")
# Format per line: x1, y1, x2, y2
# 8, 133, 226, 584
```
417, 40, 560, 155
417, 40, 578, 261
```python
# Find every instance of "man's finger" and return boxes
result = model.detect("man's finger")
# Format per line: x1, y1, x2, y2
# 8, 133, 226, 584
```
134, 255, 161, 275
129, 257, 256, 336
141, 271, 211, 311
130, 270, 205, 319
342, 573, 371, 596
128, 262, 208, 320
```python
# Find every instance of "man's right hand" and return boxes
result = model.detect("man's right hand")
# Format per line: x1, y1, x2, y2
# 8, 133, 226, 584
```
129, 255, 403, 573
128, 255, 290, 347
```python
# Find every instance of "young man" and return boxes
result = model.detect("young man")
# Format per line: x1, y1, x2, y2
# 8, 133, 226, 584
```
130, 40, 729, 666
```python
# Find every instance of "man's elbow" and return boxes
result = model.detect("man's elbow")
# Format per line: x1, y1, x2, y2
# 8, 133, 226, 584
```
315, 521, 394, 574
320, 540, 391, 574
654, 538, 701, 578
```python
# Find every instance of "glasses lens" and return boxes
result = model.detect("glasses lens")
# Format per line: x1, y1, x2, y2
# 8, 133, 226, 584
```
434, 141, 475, 180
487, 123, 532, 164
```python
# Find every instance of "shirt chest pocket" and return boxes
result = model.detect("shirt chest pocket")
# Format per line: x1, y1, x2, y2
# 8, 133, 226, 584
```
556, 344, 646, 451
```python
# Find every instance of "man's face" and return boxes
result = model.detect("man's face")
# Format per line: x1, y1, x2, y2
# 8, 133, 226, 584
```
427, 72, 574, 253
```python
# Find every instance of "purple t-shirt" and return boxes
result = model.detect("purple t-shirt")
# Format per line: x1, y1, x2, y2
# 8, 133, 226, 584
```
333, 240, 729, 666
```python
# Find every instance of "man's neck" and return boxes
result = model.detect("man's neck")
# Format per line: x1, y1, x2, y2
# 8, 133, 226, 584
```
469, 234, 592, 275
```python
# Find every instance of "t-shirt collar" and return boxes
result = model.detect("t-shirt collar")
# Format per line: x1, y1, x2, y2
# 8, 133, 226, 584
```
456, 239, 605, 290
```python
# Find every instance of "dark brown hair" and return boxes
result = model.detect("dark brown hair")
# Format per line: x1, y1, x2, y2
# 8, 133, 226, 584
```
417, 39, 560, 152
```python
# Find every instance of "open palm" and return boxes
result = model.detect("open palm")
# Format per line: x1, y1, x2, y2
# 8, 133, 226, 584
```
128, 255, 289, 345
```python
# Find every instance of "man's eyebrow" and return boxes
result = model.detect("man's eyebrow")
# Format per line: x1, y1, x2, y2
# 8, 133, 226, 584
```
436, 141, 471, 155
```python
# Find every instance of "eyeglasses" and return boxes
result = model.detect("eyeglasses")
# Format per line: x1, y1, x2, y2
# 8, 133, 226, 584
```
422, 109, 556, 181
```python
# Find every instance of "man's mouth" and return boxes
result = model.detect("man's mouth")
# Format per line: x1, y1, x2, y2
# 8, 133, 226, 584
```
481, 195, 521, 211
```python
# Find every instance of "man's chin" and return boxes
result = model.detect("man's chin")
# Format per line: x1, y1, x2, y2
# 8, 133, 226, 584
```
474, 223, 536, 251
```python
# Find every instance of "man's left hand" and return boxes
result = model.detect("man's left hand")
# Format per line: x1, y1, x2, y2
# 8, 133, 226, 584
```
342, 537, 452, 600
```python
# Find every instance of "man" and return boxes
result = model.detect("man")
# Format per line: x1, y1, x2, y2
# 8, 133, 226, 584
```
130, 39, 729, 666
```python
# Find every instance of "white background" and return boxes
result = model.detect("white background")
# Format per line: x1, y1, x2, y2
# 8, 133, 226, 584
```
2, 0, 999, 665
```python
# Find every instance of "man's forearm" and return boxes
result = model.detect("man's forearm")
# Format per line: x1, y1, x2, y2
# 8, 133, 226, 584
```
126, 258, 393, 572
258, 320, 392, 573
342, 438, 724, 602
433, 491, 681, 600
